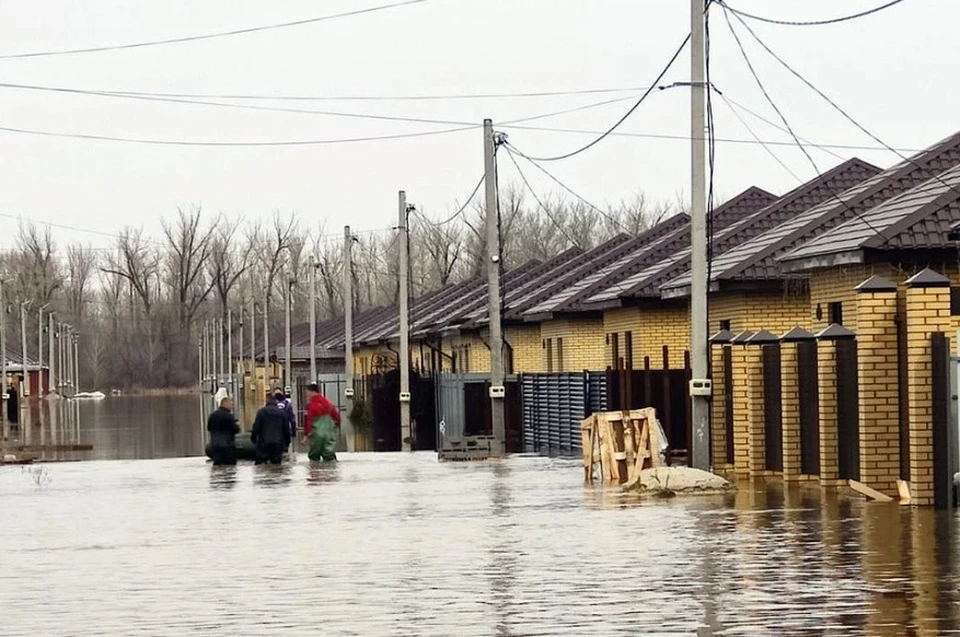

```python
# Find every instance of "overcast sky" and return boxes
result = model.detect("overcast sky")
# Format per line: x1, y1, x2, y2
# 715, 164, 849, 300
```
0, 0, 955, 252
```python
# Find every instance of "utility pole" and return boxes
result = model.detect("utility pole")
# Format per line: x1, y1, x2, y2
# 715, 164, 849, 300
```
48, 312, 55, 396
284, 271, 294, 404
309, 255, 318, 384
238, 306, 244, 428
73, 333, 80, 393
203, 322, 210, 393
249, 298, 256, 401
227, 308, 234, 398
20, 302, 28, 398
398, 191, 412, 452
38, 304, 48, 396
263, 292, 270, 392
483, 119, 506, 455
198, 340, 203, 393
0, 281, 7, 416
64, 325, 71, 396
343, 225, 355, 452
217, 317, 225, 382
689, 0, 711, 471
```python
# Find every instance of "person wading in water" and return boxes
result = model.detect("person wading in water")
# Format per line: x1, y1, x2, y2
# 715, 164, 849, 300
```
303, 383, 341, 462
206, 395, 239, 465
251, 396, 290, 465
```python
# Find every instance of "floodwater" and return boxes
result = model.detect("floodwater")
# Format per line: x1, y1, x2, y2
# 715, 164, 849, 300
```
2, 396, 960, 635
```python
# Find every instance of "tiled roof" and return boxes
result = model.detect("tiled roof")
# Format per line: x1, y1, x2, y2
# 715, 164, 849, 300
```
781, 163, 960, 269
522, 187, 776, 318
659, 130, 960, 297
582, 158, 880, 304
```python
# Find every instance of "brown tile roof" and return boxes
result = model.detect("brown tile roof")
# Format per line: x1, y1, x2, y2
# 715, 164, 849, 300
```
659, 130, 960, 297
781, 163, 960, 269
521, 186, 777, 318
584, 158, 880, 303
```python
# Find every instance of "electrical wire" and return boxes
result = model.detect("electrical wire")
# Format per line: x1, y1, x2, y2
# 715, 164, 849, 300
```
721, 7, 891, 245
0, 0, 428, 60
502, 146, 582, 249
515, 32, 692, 162
414, 173, 486, 227
720, 94, 845, 161
719, 93, 802, 181
720, 0, 909, 27
725, 5, 960, 205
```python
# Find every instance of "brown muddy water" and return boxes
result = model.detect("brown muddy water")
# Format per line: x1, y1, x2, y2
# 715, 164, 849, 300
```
1, 395, 960, 635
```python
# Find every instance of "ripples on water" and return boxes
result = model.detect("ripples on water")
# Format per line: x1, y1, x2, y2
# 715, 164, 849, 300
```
2, 396, 960, 635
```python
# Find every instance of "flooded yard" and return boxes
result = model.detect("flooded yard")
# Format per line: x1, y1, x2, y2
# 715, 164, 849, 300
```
1, 395, 960, 635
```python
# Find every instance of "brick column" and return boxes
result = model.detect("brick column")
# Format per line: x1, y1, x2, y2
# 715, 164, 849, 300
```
817, 324, 856, 487
745, 330, 779, 477
780, 327, 815, 482
904, 268, 951, 506
854, 275, 900, 498
709, 329, 735, 471
730, 331, 754, 477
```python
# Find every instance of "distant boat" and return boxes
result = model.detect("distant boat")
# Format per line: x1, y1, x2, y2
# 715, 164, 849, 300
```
74, 391, 106, 399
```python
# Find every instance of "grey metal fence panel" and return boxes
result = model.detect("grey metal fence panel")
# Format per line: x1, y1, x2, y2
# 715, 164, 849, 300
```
520, 372, 606, 457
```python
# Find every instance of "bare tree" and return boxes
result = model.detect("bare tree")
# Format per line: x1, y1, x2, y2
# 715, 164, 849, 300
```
162, 207, 217, 330
64, 244, 97, 321
103, 228, 160, 316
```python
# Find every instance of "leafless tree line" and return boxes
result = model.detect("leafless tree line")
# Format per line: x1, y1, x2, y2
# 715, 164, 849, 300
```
1, 185, 680, 390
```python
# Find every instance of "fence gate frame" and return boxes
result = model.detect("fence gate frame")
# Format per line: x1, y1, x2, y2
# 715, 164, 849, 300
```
834, 334, 861, 482
762, 342, 783, 472
797, 339, 820, 476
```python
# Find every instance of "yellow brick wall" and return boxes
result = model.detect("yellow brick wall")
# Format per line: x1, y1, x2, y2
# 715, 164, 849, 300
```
731, 345, 750, 476
711, 344, 731, 470
745, 347, 767, 476
905, 285, 951, 506
817, 340, 841, 485
709, 291, 809, 335
780, 342, 802, 481
539, 318, 606, 372
506, 324, 542, 373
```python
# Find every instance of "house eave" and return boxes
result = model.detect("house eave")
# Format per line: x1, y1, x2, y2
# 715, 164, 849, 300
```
780, 250, 864, 273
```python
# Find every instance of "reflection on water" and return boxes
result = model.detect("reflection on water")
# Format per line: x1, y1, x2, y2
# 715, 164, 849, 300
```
2, 400, 960, 634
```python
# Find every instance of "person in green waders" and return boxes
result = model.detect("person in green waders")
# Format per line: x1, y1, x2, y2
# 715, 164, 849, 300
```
302, 383, 341, 462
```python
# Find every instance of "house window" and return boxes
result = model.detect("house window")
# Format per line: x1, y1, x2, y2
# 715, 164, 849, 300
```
556, 338, 564, 373
546, 339, 554, 372
951, 287, 960, 315
719, 319, 731, 332
829, 301, 844, 325
610, 333, 620, 369
625, 331, 634, 371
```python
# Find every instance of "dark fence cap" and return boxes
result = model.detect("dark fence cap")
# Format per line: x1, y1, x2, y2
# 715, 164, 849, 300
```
855, 275, 897, 294
746, 329, 779, 345
816, 323, 856, 340
709, 329, 735, 344
730, 330, 754, 344
905, 268, 950, 289
780, 327, 816, 342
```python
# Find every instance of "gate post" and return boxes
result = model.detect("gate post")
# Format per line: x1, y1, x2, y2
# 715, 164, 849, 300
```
854, 275, 900, 498
904, 268, 952, 506
729, 331, 754, 477
780, 327, 816, 482
710, 329, 735, 472
745, 330, 780, 477
816, 323, 857, 487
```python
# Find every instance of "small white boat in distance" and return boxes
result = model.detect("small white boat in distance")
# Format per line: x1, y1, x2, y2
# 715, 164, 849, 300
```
74, 391, 107, 399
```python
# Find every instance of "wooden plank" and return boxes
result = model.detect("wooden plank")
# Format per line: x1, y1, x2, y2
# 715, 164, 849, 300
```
581, 423, 593, 483
849, 479, 894, 502
897, 479, 912, 505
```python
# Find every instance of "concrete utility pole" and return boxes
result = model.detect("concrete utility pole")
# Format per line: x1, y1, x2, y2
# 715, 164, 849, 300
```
263, 292, 270, 392
343, 225, 355, 451
238, 306, 245, 427
38, 304, 48, 396
217, 317, 225, 381
309, 255, 318, 384
48, 312, 55, 396
1, 281, 7, 412
73, 333, 79, 393
689, 0, 710, 471
249, 298, 256, 399
198, 341, 203, 393
284, 272, 294, 406
483, 119, 506, 454
227, 309, 234, 397
398, 191, 412, 452
20, 302, 28, 397
63, 325, 71, 396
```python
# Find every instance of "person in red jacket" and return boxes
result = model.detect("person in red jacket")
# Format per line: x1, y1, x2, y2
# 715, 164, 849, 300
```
303, 383, 341, 462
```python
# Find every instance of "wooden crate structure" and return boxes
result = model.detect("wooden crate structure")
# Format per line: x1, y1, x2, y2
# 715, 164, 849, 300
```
581, 408, 662, 486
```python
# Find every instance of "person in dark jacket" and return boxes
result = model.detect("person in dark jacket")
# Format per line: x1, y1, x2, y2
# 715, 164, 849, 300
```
206, 396, 239, 465
251, 397, 291, 465
274, 391, 297, 443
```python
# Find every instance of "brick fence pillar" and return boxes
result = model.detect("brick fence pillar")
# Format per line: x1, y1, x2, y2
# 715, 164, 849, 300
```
817, 324, 856, 487
745, 330, 779, 477
904, 268, 951, 506
730, 331, 754, 477
854, 275, 900, 498
780, 327, 815, 482
709, 329, 735, 471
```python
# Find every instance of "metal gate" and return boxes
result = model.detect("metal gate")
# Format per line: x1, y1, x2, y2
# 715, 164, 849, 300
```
763, 344, 783, 472
521, 372, 606, 456
797, 340, 820, 476
723, 347, 734, 465
836, 338, 860, 481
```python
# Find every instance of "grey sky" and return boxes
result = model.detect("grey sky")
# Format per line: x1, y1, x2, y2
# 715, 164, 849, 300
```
0, 0, 954, 252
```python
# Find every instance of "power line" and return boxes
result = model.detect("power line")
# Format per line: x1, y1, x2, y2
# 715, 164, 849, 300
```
515, 32, 692, 162
720, 0, 909, 27
720, 94, 845, 161
0, 0, 428, 60
414, 173, 486, 227
502, 146, 582, 248
719, 93, 802, 181
721, 7, 891, 246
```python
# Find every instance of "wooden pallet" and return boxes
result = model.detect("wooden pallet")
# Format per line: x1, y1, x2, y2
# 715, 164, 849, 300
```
581, 409, 662, 486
